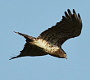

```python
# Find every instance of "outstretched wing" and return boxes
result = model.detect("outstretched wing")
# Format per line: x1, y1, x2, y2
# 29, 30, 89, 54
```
38, 9, 82, 47
10, 42, 47, 60
10, 32, 48, 60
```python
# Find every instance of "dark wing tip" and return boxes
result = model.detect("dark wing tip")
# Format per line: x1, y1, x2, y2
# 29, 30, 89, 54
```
13, 31, 19, 34
67, 9, 82, 20
9, 55, 21, 60
78, 13, 81, 19
9, 57, 15, 60
64, 9, 82, 35
14, 31, 23, 35
65, 9, 78, 18
67, 9, 70, 12
73, 9, 76, 13
62, 16, 66, 19
9, 57, 17, 60
67, 9, 73, 17
64, 11, 69, 17
67, 9, 72, 14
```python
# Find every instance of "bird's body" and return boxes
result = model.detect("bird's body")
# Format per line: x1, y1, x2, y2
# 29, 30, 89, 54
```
10, 9, 82, 60
31, 38, 67, 58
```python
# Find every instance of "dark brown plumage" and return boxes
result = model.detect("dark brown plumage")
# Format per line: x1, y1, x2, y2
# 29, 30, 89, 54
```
10, 9, 82, 60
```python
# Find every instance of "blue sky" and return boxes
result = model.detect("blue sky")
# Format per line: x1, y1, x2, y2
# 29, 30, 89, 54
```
0, 0, 90, 80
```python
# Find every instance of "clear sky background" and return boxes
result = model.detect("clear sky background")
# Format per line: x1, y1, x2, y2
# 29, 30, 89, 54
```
0, 0, 90, 80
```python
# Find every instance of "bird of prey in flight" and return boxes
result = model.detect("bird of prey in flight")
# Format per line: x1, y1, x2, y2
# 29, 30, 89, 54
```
10, 9, 82, 60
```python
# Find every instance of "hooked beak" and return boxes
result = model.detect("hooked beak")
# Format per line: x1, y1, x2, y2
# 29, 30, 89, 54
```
65, 56, 68, 59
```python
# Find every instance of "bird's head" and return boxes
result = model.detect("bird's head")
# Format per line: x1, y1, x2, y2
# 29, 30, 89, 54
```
63, 53, 67, 59
58, 48, 67, 59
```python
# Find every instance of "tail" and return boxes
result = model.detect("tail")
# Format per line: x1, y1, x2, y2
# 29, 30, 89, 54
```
14, 31, 36, 42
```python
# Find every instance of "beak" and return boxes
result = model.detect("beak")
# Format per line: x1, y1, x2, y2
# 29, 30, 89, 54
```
65, 56, 67, 59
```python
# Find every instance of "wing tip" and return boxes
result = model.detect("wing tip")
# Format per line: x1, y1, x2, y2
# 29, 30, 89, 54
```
67, 9, 81, 19
67, 9, 78, 15
64, 11, 69, 17
9, 57, 17, 60
13, 31, 23, 36
67, 9, 71, 13
73, 9, 76, 13
13, 31, 19, 34
78, 13, 81, 19
9, 55, 21, 60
